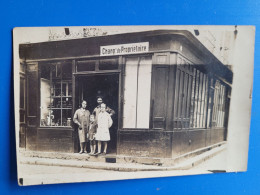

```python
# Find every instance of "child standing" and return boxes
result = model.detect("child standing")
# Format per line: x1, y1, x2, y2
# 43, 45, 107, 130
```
88, 115, 97, 155
95, 103, 113, 155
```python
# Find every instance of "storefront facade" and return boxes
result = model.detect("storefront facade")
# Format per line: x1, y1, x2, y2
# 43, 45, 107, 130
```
19, 30, 232, 159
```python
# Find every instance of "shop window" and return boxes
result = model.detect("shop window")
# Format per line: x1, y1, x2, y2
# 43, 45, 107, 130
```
173, 65, 208, 129
40, 62, 72, 127
211, 80, 226, 127
190, 69, 208, 128
123, 56, 152, 128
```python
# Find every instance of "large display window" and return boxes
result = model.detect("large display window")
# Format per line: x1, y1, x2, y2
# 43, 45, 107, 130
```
173, 57, 209, 130
40, 62, 72, 127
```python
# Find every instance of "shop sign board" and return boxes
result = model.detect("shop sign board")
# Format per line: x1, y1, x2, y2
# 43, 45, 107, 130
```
100, 42, 149, 56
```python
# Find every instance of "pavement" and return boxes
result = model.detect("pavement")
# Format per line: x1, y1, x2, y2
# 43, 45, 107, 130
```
17, 144, 227, 186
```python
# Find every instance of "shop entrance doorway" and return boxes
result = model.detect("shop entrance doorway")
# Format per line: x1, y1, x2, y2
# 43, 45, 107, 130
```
76, 73, 119, 154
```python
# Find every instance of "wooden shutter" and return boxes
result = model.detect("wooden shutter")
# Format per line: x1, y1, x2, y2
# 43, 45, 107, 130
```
151, 66, 169, 129
26, 62, 39, 150
19, 63, 26, 148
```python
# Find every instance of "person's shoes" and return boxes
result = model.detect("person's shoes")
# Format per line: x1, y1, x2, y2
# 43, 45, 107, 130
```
101, 152, 106, 155
84, 151, 88, 154
79, 151, 83, 154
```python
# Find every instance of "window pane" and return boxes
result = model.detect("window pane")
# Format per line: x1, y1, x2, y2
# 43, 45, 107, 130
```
52, 63, 62, 79
193, 71, 198, 127
190, 68, 196, 127
52, 109, 62, 126
189, 69, 211, 129
62, 62, 72, 79
174, 69, 180, 120
123, 58, 138, 128
40, 77, 51, 126
178, 71, 184, 119
77, 60, 96, 71
207, 78, 214, 128
203, 76, 208, 127
221, 86, 226, 126
62, 109, 72, 126
212, 81, 220, 127
182, 72, 188, 120
186, 74, 192, 119
200, 74, 206, 127
99, 58, 118, 70
62, 96, 72, 108
136, 57, 152, 128
197, 72, 203, 127
216, 85, 226, 127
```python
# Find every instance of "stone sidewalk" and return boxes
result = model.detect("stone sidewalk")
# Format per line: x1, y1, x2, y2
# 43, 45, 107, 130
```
19, 144, 226, 172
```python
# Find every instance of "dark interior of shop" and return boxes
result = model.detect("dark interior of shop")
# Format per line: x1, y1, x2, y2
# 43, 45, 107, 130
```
77, 74, 119, 153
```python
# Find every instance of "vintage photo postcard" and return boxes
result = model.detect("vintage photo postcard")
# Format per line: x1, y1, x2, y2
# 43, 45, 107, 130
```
13, 26, 255, 186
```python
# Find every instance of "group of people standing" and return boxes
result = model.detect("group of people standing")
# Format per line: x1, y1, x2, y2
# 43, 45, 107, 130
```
73, 97, 115, 155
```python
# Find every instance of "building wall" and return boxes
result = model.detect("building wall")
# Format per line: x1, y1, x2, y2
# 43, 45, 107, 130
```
37, 128, 74, 152
21, 31, 231, 159
117, 130, 172, 158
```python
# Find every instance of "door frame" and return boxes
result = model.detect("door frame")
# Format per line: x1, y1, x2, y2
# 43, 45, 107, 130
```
73, 71, 121, 153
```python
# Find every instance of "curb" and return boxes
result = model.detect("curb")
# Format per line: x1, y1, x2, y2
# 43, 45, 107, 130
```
20, 144, 226, 172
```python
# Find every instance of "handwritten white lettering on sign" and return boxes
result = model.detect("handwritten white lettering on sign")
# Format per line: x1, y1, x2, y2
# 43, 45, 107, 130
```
100, 42, 149, 56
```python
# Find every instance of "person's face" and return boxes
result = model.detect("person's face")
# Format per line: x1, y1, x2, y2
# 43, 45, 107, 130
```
101, 104, 106, 112
90, 116, 95, 122
97, 98, 103, 105
82, 101, 87, 109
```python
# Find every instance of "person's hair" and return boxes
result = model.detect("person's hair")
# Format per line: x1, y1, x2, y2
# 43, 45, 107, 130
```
81, 100, 87, 104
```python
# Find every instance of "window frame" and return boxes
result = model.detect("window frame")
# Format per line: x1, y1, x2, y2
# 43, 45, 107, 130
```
76, 57, 119, 73
39, 61, 73, 128
211, 79, 227, 128
173, 55, 210, 130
